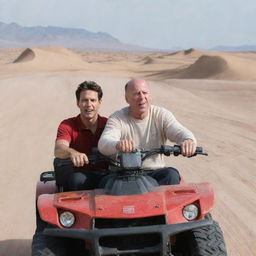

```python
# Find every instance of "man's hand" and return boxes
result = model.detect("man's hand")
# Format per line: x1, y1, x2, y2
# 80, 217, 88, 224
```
54, 140, 89, 167
181, 139, 197, 157
70, 151, 89, 167
116, 139, 135, 152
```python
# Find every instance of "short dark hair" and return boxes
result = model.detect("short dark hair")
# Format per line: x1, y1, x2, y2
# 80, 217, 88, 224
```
75, 81, 103, 101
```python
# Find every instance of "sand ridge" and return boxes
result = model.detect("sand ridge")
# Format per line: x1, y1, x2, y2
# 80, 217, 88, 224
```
1, 47, 256, 80
13, 48, 35, 63
0, 47, 256, 255
143, 49, 256, 80
170, 55, 229, 79
1, 47, 89, 72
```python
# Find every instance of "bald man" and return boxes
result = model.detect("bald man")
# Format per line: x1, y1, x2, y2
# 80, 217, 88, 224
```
98, 79, 197, 185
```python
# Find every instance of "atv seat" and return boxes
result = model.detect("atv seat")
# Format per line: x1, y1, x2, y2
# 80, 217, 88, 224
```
53, 158, 74, 191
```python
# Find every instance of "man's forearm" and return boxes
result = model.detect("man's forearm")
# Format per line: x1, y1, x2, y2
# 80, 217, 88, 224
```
98, 137, 119, 156
98, 118, 121, 156
54, 144, 77, 158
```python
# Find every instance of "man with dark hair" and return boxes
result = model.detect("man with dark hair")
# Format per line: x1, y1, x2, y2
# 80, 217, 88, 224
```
75, 80, 103, 102
54, 80, 107, 190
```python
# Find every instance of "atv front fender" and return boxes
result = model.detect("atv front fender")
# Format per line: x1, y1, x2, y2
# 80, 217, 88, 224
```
36, 181, 57, 200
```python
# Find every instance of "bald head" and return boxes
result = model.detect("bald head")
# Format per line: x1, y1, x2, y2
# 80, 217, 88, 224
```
125, 79, 149, 92
124, 78, 151, 119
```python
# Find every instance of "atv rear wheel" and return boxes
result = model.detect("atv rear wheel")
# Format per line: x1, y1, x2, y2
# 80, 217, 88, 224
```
173, 217, 227, 255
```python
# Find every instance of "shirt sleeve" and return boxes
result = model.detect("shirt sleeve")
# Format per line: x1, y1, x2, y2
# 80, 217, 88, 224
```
162, 108, 196, 144
98, 115, 122, 156
56, 120, 72, 144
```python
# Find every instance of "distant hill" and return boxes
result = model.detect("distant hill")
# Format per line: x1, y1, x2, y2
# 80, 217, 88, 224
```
1, 21, 255, 52
0, 21, 154, 52
209, 45, 256, 52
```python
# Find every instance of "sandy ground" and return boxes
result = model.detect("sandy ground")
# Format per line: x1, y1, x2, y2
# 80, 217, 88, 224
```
0, 47, 256, 255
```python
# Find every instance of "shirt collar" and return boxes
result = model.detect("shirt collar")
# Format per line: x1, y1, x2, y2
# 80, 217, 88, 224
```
76, 114, 105, 130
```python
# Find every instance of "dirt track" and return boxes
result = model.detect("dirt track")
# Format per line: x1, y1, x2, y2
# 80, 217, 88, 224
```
0, 48, 256, 255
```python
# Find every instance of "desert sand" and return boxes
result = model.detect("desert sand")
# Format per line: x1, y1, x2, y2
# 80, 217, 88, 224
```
0, 47, 255, 255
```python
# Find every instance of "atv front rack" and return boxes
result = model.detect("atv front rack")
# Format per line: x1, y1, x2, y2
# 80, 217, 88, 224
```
44, 218, 212, 256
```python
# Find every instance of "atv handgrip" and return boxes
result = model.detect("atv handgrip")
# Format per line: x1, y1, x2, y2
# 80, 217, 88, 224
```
54, 151, 116, 167
194, 147, 208, 156
160, 145, 207, 156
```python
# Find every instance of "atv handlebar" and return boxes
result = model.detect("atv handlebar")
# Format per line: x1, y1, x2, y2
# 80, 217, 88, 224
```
54, 145, 207, 170
160, 145, 207, 157
122, 145, 207, 169
139, 145, 207, 162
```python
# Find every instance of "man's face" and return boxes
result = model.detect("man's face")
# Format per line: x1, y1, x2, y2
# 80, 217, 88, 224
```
125, 80, 151, 118
77, 90, 101, 121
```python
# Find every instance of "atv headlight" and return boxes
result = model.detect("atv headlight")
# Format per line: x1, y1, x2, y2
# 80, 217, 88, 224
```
183, 204, 199, 221
59, 211, 75, 228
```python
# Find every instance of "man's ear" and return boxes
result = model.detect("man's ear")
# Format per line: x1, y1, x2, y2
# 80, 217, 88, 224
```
76, 100, 79, 107
125, 95, 128, 103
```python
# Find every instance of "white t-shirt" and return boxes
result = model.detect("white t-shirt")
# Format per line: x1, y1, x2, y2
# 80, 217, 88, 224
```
98, 105, 196, 169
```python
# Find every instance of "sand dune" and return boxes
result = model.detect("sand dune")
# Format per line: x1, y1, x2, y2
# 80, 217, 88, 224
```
184, 48, 195, 55
175, 55, 229, 78
1, 47, 89, 73
146, 50, 256, 80
13, 48, 35, 63
2, 47, 256, 80
143, 56, 155, 64
165, 48, 207, 58
0, 48, 25, 64
0, 47, 256, 256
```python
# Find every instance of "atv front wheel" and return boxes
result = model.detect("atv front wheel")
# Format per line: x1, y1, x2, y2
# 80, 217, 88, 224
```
31, 231, 67, 256
31, 231, 89, 256
173, 218, 227, 256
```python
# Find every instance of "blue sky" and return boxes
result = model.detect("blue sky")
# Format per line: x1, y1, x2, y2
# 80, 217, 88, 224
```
0, 0, 255, 49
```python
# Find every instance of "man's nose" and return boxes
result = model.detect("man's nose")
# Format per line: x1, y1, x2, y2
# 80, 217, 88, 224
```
138, 92, 144, 99
86, 100, 92, 106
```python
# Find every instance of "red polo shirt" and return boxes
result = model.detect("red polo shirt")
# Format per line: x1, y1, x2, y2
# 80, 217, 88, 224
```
56, 114, 108, 171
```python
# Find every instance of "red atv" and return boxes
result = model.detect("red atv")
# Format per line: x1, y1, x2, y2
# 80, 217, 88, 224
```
32, 145, 227, 256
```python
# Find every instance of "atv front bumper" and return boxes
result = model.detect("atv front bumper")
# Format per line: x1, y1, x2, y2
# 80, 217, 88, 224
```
44, 219, 212, 256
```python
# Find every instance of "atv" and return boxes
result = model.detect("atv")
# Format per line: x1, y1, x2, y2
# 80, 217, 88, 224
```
32, 145, 227, 256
